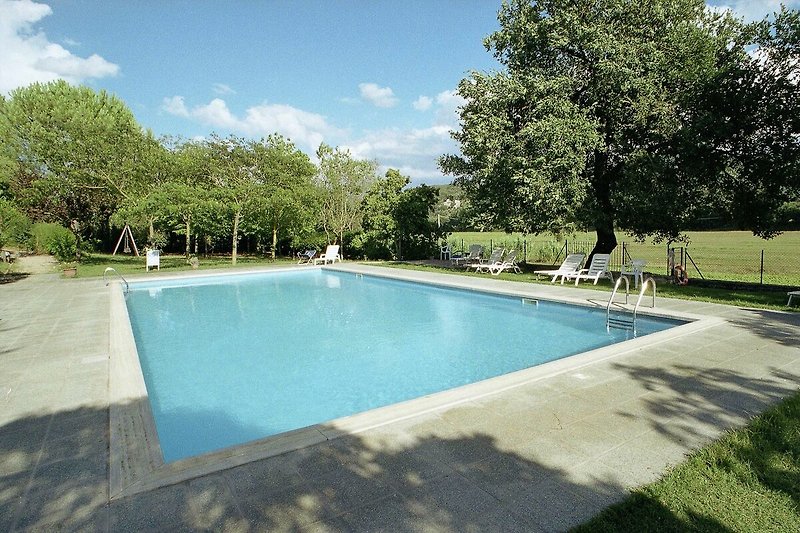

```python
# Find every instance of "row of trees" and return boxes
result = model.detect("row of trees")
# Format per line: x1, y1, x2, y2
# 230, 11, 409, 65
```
0, 81, 444, 262
441, 0, 800, 258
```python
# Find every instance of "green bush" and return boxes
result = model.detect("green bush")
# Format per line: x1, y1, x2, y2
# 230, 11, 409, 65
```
29, 222, 76, 261
0, 199, 31, 249
50, 230, 77, 262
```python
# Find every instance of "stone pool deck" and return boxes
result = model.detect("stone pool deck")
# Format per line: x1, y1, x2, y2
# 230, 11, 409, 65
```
1, 264, 799, 532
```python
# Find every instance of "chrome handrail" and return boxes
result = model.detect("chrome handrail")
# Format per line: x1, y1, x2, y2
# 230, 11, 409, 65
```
104, 267, 129, 294
633, 277, 656, 324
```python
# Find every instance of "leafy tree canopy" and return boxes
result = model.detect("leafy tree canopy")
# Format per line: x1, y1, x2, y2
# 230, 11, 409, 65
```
0, 80, 160, 241
315, 143, 378, 250
441, 0, 800, 253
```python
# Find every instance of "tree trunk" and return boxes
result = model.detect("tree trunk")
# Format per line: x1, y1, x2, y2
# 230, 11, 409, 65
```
271, 226, 278, 260
588, 147, 618, 264
184, 215, 191, 258
148, 218, 155, 245
588, 225, 617, 264
231, 210, 240, 265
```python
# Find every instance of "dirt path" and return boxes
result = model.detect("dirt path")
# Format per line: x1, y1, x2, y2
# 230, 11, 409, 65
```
12, 254, 59, 274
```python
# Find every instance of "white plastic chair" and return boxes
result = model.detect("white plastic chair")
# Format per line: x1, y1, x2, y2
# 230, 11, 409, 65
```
621, 259, 647, 288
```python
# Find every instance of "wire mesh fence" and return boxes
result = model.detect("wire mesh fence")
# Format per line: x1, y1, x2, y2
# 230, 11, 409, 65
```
445, 236, 800, 287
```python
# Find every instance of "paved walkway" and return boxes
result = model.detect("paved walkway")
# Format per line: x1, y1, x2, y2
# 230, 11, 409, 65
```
1, 265, 799, 532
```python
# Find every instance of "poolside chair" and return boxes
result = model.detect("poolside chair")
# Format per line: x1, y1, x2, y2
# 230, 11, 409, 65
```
451, 244, 483, 266
564, 253, 614, 286
487, 250, 522, 276
620, 259, 647, 288
468, 248, 504, 272
313, 244, 341, 265
788, 290, 800, 306
533, 253, 585, 283
297, 249, 317, 265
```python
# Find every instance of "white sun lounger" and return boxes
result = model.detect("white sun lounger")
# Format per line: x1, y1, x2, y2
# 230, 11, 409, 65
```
487, 250, 521, 276
564, 253, 614, 285
313, 244, 340, 265
533, 253, 585, 283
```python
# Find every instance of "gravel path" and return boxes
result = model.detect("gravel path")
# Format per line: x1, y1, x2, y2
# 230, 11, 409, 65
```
12, 254, 59, 274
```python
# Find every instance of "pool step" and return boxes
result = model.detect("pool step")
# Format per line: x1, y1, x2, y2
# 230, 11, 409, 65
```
607, 312, 635, 331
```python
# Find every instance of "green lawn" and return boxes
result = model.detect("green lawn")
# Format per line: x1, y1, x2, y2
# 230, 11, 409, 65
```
54, 247, 798, 311
448, 231, 800, 286
70, 252, 294, 278
382, 261, 797, 311
572, 390, 800, 532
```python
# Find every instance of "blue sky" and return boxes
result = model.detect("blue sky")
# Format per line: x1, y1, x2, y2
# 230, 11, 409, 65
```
1, 0, 796, 185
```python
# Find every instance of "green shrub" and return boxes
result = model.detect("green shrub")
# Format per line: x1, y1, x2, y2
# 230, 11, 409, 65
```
50, 230, 77, 262
29, 222, 76, 261
0, 199, 31, 249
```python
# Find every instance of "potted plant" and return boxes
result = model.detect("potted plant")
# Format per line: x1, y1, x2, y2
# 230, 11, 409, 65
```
62, 262, 77, 277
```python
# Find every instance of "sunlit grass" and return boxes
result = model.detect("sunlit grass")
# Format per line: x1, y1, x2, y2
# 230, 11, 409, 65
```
378, 261, 796, 312
71, 252, 294, 278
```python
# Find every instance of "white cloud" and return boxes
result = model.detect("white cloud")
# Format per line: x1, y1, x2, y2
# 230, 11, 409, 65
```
161, 95, 190, 117
0, 0, 119, 94
339, 88, 466, 184
162, 86, 466, 185
412, 95, 433, 111
709, 0, 797, 21
161, 96, 343, 154
358, 82, 399, 108
212, 83, 235, 95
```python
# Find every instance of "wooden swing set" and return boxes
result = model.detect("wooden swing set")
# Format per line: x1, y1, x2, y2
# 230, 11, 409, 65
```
112, 224, 139, 256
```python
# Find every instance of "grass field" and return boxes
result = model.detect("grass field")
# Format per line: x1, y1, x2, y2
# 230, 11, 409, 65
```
448, 231, 800, 286
68, 253, 293, 278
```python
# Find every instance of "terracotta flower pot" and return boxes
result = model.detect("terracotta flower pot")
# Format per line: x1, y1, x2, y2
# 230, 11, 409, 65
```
63, 267, 77, 278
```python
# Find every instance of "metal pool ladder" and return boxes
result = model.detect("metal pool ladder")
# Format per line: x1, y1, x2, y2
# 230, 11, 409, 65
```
104, 267, 129, 294
606, 276, 656, 332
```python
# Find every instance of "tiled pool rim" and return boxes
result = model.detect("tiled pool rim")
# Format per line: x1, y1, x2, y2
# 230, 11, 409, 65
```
109, 263, 719, 499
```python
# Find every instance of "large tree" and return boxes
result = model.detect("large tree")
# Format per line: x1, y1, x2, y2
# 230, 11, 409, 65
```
244, 135, 317, 259
315, 144, 378, 252
0, 80, 159, 244
441, 0, 800, 256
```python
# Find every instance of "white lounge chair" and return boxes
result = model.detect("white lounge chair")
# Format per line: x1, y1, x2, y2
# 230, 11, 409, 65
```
564, 253, 614, 285
487, 249, 521, 276
452, 244, 483, 266
469, 248, 504, 272
533, 253, 585, 283
313, 244, 340, 265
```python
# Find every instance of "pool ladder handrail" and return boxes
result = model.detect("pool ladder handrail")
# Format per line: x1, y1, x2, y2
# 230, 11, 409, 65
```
632, 277, 656, 324
104, 267, 129, 294
606, 275, 656, 331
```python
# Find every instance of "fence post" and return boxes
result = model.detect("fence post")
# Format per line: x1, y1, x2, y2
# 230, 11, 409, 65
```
490, 239, 493, 251
760, 250, 764, 285
523, 240, 527, 263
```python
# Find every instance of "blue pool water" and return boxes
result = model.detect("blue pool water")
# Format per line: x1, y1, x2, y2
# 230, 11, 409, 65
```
125, 269, 683, 462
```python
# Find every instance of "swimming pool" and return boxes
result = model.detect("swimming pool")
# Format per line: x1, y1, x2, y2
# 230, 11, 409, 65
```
125, 268, 684, 462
